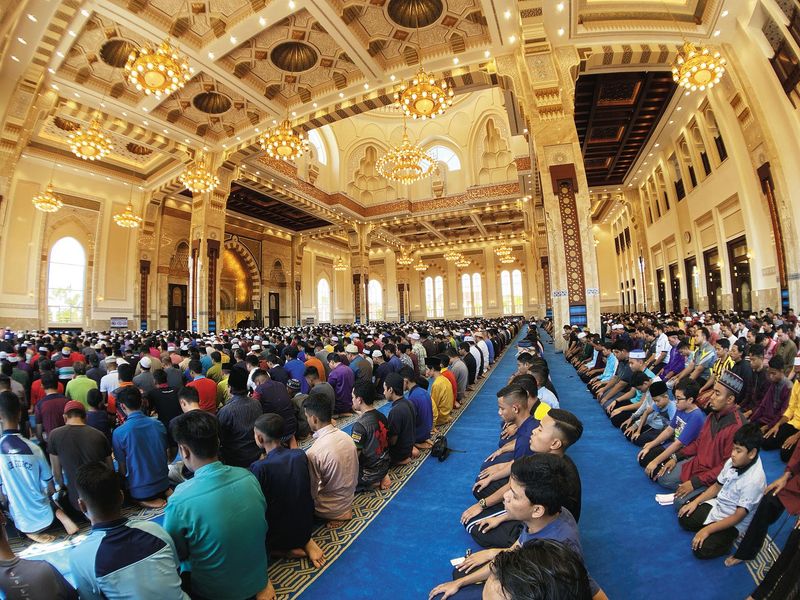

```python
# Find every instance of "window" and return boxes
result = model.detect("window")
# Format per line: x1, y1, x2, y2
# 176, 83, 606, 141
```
425, 276, 444, 318
368, 279, 383, 321
462, 273, 482, 317
317, 278, 331, 322
461, 274, 473, 316
308, 129, 327, 165
501, 270, 523, 314
427, 145, 461, 171
48, 237, 85, 324
472, 273, 483, 315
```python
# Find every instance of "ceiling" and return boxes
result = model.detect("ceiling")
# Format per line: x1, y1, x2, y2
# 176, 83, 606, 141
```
226, 182, 332, 231
574, 71, 677, 188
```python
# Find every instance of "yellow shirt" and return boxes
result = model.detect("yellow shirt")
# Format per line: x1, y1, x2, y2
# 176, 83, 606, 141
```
785, 380, 800, 429
533, 401, 551, 421
431, 375, 453, 425
216, 376, 230, 407
206, 363, 223, 384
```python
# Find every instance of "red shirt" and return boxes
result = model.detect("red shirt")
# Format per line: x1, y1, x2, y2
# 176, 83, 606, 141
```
678, 405, 745, 488
778, 442, 800, 515
35, 393, 68, 437
30, 379, 64, 410
187, 377, 218, 414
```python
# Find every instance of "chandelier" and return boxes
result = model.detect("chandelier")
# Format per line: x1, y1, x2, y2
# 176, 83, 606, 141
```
397, 251, 414, 266
113, 199, 142, 228
671, 42, 726, 92
394, 66, 454, 120
179, 153, 219, 193
259, 119, 308, 162
455, 256, 470, 268
32, 183, 63, 213
495, 245, 512, 257
444, 249, 461, 262
498, 254, 515, 264
413, 260, 428, 272
333, 257, 348, 271
376, 118, 436, 185
125, 40, 193, 98
68, 118, 113, 161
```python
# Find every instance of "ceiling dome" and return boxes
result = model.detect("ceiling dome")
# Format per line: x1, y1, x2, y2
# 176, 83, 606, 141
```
192, 91, 232, 114
270, 41, 318, 73
387, 0, 444, 28
99, 38, 137, 68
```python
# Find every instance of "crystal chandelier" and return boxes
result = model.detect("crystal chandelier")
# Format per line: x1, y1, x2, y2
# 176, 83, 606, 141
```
495, 245, 512, 258
333, 257, 348, 271
179, 153, 219, 194
113, 197, 142, 228
397, 251, 414, 266
259, 119, 308, 162
68, 118, 113, 161
32, 183, 63, 213
394, 66, 454, 120
444, 249, 461, 262
413, 260, 428, 272
498, 254, 515, 264
671, 42, 726, 93
376, 118, 436, 185
125, 40, 193, 98
455, 256, 470, 268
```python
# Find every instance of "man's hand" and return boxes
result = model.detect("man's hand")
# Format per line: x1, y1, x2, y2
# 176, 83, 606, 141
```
500, 423, 518, 440
675, 480, 694, 499
765, 473, 791, 496
477, 463, 503, 482
630, 430, 641, 441
692, 528, 710, 551
477, 515, 504, 534
678, 500, 698, 518
764, 424, 780, 439
460, 503, 483, 525
455, 548, 499, 574
620, 418, 632, 430
429, 581, 461, 600
782, 432, 800, 450
638, 444, 653, 460
473, 477, 494, 494
645, 460, 661, 479
658, 457, 677, 479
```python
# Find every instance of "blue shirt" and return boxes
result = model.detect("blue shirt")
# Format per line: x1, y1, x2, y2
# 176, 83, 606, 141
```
70, 518, 187, 600
0, 430, 53, 533
199, 354, 212, 375
670, 408, 706, 446
112, 412, 169, 500
599, 353, 617, 382
513, 416, 538, 460
487, 340, 495, 364
284, 359, 307, 393
406, 386, 434, 444
164, 461, 268, 600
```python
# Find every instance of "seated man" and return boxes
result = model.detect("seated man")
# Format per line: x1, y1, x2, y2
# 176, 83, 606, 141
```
252, 370, 297, 448
69, 462, 186, 599
431, 454, 600, 600
326, 353, 355, 416
0, 391, 78, 543
303, 393, 359, 525
622, 380, 676, 448
384, 373, 417, 465
678, 424, 766, 559
477, 385, 538, 478
112, 386, 171, 508
217, 367, 263, 468
165, 410, 271, 600
399, 367, 435, 449
463, 409, 583, 549
763, 355, 800, 462
351, 383, 391, 491
425, 357, 454, 426
250, 414, 324, 568
750, 356, 792, 431
638, 380, 705, 479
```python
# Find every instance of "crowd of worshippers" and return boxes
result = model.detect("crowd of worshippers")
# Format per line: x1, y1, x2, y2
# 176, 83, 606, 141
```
0, 319, 519, 599
427, 327, 611, 600
557, 308, 800, 600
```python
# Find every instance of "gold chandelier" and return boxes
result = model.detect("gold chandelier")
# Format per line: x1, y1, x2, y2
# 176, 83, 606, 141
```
334, 257, 348, 271
179, 153, 219, 194
444, 249, 461, 262
394, 66, 454, 120
413, 260, 428, 272
498, 254, 515, 264
113, 193, 142, 228
376, 118, 436, 185
32, 183, 64, 213
671, 42, 727, 92
68, 118, 113, 161
495, 245, 512, 257
455, 256, 470, 268
259, 119, 308, 162
125, 40, 193, 98
397, 251, 414, 266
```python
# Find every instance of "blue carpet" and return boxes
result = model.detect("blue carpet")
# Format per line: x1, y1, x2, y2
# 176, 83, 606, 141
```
299, 329, 526, 599
539, 328, 790, 600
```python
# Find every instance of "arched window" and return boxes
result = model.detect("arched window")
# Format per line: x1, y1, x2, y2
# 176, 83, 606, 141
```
512, 269, 523, 313
427, 145, 461, 171
48, 237, 86, 324
472, 273, 483, 315
308, 129, 327, 165
317, 278, 331, 323
500, 271, 512, 315
368, 279, 383, 321
461, 274, 473, 317
425, 277, 435, 318
434, 276, 444, 318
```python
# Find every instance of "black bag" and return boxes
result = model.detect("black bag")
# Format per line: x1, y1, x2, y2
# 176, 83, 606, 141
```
430, 435, 452, 461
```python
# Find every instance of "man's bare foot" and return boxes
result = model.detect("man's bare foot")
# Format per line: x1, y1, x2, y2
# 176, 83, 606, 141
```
415, 440, 433, 449
285, 548, 308, 558
326, 519, 349, 529
304, 539, 326, 568
379, 474, 392, 490
395, 456, 411, 465
724, 556, 743, 567
138, 498, 167, 509
26, 532, 55, 543
411, 447, 420, 459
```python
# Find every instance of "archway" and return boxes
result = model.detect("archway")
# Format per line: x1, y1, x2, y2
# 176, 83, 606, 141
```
222, 237, 262, 325
219, 248, 253, 329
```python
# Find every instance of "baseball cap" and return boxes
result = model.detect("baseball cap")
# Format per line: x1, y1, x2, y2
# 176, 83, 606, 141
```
64, 400, 86, 414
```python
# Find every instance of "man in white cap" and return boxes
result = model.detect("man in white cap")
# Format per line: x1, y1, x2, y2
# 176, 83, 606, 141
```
132, 356, 156, 395
346, 344, 371, 389
410, 333, 426, 368
475, 332, 491, 374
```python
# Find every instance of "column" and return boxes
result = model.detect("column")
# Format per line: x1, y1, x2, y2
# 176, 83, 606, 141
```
206, 240, 220, 333
398, 283, 407, 322
139, 260, 150, 331
352, 274, 363, 324
757, 163, 790, 310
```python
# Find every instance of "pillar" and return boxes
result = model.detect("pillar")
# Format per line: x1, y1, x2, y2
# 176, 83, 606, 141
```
139, 260, 150, 331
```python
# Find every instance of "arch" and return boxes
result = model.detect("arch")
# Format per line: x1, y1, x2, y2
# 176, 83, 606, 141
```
368, 279, 383, 320
223, 236, 261, 304
317, 278, 331, 322
47, 237, 86, 324
307, 129, 327, 165
268, 259, 288, 286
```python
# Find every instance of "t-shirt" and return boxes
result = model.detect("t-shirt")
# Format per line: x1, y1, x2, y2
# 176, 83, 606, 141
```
186, 376, 218, 414
0, 430, 53, 533
513, 416, 538, 460
35, 393, 69, 437
669, 408, 706, 447
111, 412, 169, 500
254, 380, 297, 438
704, 457, 766, 534
48, 424, 111, 512
387, 398, 416, 462
351, 410, 390, 485
537, 387, 560, 409
0, 556, 77, 600
406, 386, 434, 444
146, 386, 183, 442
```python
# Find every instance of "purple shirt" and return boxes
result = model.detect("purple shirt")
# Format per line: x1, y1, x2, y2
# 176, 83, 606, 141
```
751, 378, 791, 429
663, 347, 685, 378
327, 364, 355, 413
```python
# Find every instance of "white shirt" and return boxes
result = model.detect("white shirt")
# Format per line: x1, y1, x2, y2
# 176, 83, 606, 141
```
704, 457, 766, 534
470, 346, 484, 376
654, 333, 671, 364
99, 371, 119, 394
538, 386, 560, 409
477, 340, 490, 367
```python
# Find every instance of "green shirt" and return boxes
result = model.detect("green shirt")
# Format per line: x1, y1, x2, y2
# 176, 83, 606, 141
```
206, 362, 223, 384
64, 375, 98, 409
164, 461, 268, 599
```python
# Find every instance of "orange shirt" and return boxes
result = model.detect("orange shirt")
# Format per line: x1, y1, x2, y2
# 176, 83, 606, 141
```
441, 369, 458, 407
187, 376, 218, 414
304, 356, 326, 382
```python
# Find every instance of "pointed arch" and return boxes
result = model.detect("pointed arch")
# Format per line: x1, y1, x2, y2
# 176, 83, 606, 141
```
223, 237, 261, 305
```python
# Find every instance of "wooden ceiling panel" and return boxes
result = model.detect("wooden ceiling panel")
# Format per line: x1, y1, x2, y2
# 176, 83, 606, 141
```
225, 182, 331, 231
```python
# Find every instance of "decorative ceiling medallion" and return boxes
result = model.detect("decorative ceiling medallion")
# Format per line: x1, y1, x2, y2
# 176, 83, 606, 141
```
53, 116, 81, 132
192, 90, 233, 114
270, 41, 319, 73
125, 142, 153, 156
99, 38, 137, 68
671, 42, 726, 93
387, 0, 444, 29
